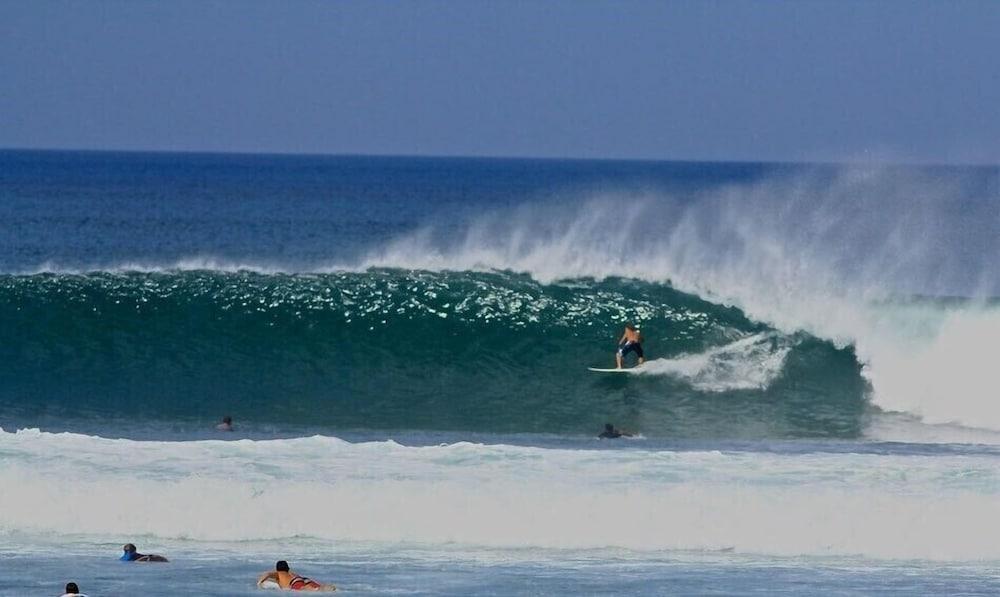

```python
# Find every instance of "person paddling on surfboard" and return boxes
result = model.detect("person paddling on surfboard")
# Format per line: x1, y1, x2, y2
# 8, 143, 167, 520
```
616, 323, 645, 369
119, 543, 168, 562
61, 582, 86, 597
216, 415, 234, 432
257, 560, 336, 592
598, 423, 634, 439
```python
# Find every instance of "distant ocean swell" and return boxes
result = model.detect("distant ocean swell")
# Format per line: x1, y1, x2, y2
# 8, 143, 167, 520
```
0, 270, 864, 438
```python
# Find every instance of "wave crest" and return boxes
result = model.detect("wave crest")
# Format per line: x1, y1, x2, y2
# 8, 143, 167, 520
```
361, 167, 1000, 431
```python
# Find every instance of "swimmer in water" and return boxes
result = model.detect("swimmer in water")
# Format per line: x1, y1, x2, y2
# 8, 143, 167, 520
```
257, 560, 336, 592
216, 415, 234, 432
616, 323, 645, 369
61, 582, 87, 596
598, 423, 634, 439
119, 543, 169, 563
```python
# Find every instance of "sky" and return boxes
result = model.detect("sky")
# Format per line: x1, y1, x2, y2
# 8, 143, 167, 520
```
1, 1, 998, 164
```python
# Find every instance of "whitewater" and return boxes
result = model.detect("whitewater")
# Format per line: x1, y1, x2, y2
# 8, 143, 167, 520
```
4, 426, 1000, 560
2, 150, 1000, 595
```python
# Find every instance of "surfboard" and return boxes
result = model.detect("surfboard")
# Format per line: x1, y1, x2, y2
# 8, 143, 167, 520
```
588, 367, 641, 373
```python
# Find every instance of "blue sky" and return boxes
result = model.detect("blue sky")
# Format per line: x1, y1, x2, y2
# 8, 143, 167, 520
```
1, 1, 998, 163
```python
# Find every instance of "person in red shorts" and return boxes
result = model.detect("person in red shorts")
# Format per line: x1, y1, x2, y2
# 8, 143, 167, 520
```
257, 560, 336, 592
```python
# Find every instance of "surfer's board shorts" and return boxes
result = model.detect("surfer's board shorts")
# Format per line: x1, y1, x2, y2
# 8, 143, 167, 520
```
618, 341, 644, 359
289, 577, 321, 590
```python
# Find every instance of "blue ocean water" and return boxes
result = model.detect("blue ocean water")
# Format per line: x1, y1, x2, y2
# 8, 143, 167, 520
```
2, 150, 1000, 595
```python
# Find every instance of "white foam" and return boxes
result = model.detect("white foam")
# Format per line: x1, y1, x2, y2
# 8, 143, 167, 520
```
635, 333, 789, 391
864, 412, 1000, 445
2, 429, 1000, 561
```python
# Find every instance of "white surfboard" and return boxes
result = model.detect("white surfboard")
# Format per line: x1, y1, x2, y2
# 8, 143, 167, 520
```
588, 366, 642, 373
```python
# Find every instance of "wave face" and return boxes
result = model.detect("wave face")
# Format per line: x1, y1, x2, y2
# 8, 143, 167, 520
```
0, 270, 864, 438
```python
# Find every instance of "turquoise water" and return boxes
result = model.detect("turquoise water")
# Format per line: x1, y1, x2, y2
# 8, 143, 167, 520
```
0, 270, 863, 438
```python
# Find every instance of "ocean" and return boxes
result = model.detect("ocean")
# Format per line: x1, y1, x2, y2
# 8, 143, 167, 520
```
2, 150, 1000, 595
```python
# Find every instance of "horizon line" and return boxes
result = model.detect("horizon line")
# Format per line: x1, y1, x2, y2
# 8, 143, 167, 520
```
1, 145, 997, 170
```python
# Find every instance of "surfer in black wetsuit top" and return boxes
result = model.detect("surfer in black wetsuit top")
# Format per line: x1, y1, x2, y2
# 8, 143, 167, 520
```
119, 543, 169, 562
598, 423, 633, 439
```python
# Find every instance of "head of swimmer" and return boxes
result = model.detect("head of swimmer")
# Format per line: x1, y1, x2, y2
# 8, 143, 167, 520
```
276, 560, 290, 572
625, 323, 636, 331
120, 543, 137, 561
65, 582, 80, 594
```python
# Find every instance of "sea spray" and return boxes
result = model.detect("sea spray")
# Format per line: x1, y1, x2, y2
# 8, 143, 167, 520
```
362, 168, 1000, 431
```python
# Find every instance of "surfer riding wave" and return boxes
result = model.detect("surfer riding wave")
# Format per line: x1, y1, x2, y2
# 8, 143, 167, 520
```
616, 323, 645, 369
